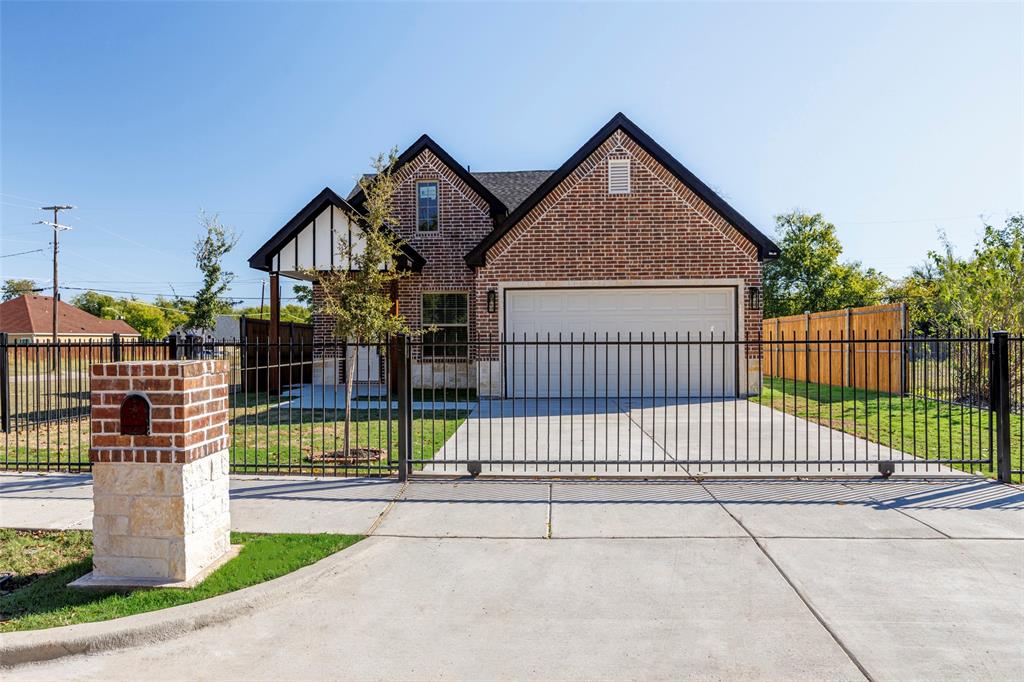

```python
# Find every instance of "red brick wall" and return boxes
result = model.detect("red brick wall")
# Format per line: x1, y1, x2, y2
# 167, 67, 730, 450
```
313, 148, 493, 355
311, 282, 340, 359
473, 130, 763, 355
89, 360, 229, 463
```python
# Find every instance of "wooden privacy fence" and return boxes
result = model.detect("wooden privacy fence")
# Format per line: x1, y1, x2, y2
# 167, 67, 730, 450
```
239, 316, 314, 389
762, 303, 907, 394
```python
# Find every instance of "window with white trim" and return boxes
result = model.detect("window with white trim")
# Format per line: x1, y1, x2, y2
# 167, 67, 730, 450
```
422, 292, 468, 359
417, 181, 439, 231
608, 158, 630, 194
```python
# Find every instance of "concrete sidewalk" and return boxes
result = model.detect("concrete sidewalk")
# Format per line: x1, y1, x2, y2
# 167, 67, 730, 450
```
3, 474, 1023, 681
0, 473, 401, 536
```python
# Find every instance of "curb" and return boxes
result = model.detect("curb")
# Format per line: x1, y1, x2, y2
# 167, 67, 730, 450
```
0, 537, 381, 668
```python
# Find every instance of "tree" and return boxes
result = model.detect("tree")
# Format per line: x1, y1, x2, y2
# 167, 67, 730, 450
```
884, 262, 942, 334
293, 283, 313, 308
72, 291, 119, 318
314, 149, 417, 457
182, 212, 239, 332
763, 211, 889, 318
923, 214, 1024, 334
118, 300, 179, 339
235, 304, 310, 324
70, 290, 187, 339
2, 278, 38, 302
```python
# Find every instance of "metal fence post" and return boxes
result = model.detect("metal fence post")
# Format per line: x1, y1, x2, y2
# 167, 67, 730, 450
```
111, 332, 122, 362
395, 334, 412, 482
844, 307, 852, 387
168, 334, 178, 361
992, 331, 1012, 482
0, 332, 9, 433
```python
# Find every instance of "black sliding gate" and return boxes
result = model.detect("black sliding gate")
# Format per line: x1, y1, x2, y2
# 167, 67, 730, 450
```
1, 332, 1020, 481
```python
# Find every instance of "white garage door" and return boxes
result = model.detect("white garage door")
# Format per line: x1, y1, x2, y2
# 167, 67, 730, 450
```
504, 287, 736, 398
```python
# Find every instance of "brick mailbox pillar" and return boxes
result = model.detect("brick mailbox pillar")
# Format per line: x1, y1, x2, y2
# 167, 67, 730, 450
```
73, 360, 235, 589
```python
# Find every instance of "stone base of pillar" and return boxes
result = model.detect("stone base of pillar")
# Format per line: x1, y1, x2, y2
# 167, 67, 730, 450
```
69, 546, 241, 590
71, 450, 233, 589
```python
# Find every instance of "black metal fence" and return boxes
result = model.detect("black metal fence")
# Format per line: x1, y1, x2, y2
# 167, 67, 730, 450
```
1, 331, 1020, 481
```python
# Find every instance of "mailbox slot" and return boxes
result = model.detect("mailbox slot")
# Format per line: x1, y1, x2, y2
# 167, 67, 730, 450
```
120, 393, 151, 436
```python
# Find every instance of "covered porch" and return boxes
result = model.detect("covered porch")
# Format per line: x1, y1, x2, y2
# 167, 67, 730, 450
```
247, 187, 425, 393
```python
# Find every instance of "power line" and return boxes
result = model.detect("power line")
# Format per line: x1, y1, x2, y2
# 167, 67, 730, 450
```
57, 285, 300, 301
57, 278, 265, 285
74, 204, 286, 216
1, 248, 47, 258
837, 215, 983, 225
0, 236, 50, 244
0, 192, 45, 204
75, 216, 186, 260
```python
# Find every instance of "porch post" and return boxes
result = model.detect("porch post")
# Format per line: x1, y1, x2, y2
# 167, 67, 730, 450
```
269, 272, 281, 394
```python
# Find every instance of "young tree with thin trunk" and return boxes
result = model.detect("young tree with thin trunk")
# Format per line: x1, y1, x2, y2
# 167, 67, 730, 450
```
183, 212, 239, 333
314, 149, 417, 458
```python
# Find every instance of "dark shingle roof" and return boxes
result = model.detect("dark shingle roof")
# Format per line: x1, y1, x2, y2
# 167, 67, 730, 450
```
471, 171, 553, 213
347, 170, 553, 213
346, 175, 373, 202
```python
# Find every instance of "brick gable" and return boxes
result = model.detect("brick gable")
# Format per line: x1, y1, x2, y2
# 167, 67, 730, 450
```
474, 130, 762, 347
313, 147, 494, 345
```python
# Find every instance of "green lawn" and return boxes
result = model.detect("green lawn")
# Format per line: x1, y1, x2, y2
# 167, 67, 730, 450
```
751, 376, 1022, 480
230, 406, 470, 473
0, 529, 361, 632
3, 392, 470, 475
412, 387, 477, 402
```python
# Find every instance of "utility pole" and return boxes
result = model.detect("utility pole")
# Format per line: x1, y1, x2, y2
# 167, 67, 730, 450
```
259, 279, 266, 318
36, 205, 74, 343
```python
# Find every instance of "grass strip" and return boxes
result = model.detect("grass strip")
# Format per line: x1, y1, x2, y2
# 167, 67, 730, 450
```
0, 530, 360, 632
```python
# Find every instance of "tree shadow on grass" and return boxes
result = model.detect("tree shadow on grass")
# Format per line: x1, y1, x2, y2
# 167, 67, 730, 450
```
0, 558, 104, 628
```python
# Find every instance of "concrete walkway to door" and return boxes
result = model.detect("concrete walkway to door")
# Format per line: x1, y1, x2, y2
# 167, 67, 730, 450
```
5, 476, 1022, 681
426, 397, 964, 476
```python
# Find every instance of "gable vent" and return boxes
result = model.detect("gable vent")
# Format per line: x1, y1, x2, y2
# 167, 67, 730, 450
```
608, 158, 630, 194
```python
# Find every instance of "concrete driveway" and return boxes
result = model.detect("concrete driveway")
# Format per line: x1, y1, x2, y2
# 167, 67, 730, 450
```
6, 477, 1023, 681
427, 398, 963, 477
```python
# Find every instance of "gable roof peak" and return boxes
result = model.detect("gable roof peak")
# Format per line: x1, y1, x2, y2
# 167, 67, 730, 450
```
246, 186, 426, 272
464, 113, 781, 266
348, 133, 508, 219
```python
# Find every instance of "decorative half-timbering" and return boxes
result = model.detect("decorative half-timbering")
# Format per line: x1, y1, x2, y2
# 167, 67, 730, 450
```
248, 188, 425, 280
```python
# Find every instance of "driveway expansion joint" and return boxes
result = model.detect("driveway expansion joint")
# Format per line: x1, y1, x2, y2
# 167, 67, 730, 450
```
700, 480, 875, 682
365, 481, 408, 536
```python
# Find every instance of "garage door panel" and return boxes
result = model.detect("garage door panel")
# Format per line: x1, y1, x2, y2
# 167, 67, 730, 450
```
506, 344, 734, 398
509, 296, 538, 314
505, 287, 737, 398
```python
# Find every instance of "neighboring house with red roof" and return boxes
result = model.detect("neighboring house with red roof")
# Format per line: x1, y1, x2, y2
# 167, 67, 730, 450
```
0, 295, 140, 342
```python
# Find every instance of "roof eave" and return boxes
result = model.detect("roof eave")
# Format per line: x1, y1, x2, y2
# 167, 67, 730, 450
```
247, 187, 346, 270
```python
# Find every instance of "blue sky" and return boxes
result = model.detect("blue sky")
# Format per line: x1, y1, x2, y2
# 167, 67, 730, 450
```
2, 1, 1021, 307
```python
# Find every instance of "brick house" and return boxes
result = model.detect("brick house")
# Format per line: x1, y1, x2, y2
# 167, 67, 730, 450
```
248, 113, 779, 397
